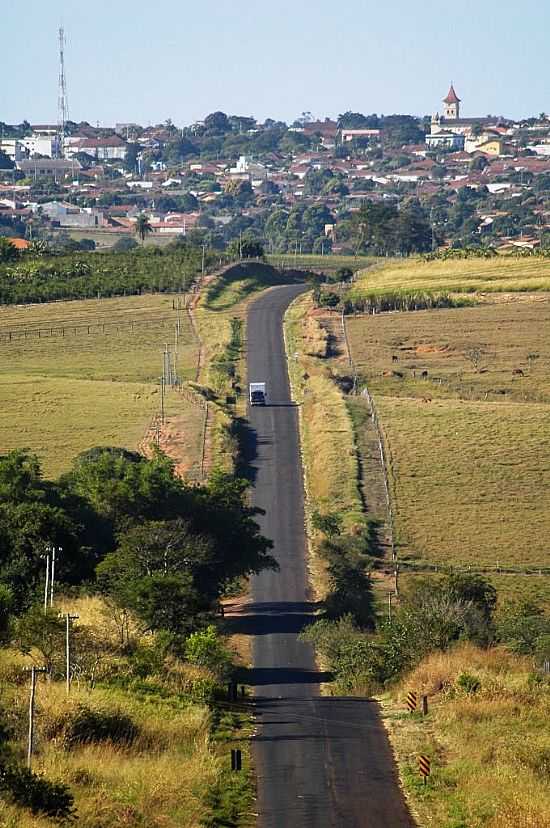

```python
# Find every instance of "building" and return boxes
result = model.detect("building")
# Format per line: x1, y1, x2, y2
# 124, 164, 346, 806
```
0, 140, 27, 162
426, 131, 465, 150
443, 84, 460, 119
427, 85, 506, 151
17, 158, 81, 180
21, 130, 60, 159
65, 135, 127, 161
39, 201, 105, 228
340, 129, 381, 143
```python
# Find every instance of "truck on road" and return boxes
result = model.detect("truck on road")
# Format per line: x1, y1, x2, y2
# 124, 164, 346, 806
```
249, 382, 267, 406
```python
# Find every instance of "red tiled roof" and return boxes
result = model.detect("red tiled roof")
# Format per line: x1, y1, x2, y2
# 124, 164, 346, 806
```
7, 237, 30, 250
443, 84, 461, 104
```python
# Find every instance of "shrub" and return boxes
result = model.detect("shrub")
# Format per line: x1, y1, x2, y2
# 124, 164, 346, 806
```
47, 703, 139, 749
185, 625, 232, 680
0, 758, 75, 820
456, 672, 481, 694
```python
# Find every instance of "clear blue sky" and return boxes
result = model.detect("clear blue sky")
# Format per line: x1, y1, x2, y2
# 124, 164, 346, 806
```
3, 0, 549, 126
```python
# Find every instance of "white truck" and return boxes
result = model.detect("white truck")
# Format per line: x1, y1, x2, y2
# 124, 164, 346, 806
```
249, 382, 267, 406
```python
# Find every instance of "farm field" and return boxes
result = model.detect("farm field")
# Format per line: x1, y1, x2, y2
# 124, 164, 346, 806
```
350, 255, 550, 295
267, 253, 375, 273
0, 295, 201, 478
345, 297, 550, 603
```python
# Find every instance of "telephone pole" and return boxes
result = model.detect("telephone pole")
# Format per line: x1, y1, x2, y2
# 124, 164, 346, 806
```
62, 613, 79, 694
25, 666, 48, 767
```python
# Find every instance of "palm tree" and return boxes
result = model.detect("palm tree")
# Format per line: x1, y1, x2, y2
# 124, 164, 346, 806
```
135, 214, 153, 244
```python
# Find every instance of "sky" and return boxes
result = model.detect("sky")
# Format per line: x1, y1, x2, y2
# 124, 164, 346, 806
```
2, 0, 549, 127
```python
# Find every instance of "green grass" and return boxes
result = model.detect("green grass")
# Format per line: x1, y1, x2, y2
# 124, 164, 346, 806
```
350, 255, 550, 296
0, 295, 201, 478
267, 253, 375, 273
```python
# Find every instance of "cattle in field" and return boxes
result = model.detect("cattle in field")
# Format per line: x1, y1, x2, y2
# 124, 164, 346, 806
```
512, 368, 524, 376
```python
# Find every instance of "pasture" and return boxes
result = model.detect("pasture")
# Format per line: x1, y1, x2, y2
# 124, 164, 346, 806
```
345, 297, 550, 602
0, 295, 200, 478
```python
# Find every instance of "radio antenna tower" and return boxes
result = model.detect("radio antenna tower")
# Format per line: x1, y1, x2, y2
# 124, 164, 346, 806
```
57, 27, 69, 158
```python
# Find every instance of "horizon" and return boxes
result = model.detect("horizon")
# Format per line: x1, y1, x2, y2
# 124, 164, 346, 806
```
3, 0, 549, 126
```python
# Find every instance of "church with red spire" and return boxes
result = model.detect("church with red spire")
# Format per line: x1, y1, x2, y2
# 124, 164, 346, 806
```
443, 83, 461, 120
427, 83, 507, 151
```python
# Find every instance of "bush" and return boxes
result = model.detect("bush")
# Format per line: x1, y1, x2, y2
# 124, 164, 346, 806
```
456, 672, 481, 694
47, 704, 139, 749
0, 758, 75, 820
185, 625, 232, 679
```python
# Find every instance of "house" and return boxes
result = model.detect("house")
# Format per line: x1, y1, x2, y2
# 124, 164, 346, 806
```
65, 135, 127, 161
17, 158, 81, 180
0, 140, 27, 162
38, 201, 105, 228
21, 129, 60, 159
340, 129, 381, 143
426, 131, 465, 150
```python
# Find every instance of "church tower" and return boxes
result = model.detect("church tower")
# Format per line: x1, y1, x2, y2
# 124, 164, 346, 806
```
443, 84, 461, 120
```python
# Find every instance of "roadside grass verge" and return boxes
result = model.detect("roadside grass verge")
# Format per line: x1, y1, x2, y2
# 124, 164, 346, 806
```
350, 255, 550, 295
381, 643, 550, 828
284, 293, 364, 598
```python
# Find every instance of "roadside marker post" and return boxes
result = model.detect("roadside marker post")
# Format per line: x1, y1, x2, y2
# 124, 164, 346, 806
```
422, 695, 429, 716
231, 749, 242, 771
417, 755, 431, 784
406, 691, 417, 713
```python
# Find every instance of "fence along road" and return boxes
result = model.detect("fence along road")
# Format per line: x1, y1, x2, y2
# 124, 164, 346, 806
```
237, 284, 413, 828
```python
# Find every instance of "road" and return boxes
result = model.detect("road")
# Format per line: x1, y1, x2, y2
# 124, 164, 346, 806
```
237, 284, 414, 827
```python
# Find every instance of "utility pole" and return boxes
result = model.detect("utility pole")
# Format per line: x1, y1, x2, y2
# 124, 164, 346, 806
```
49, 546, 60, 607
160, 375, 165, 424
201, 243, 206, 277
62, 613, 79, 694
25, 666, 48, 767
387, 592, 393, 624
43, 552, 50, 613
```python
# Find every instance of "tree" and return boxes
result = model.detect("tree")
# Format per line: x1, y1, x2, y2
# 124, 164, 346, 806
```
134, 214, 153, 244
0, 237, 19, 263
0, 150, 14, 170
227, 237, 265, 260
204, 111, 230, 134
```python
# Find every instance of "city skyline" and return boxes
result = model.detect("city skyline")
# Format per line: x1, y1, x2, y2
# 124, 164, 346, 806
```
3, 0, 549, 126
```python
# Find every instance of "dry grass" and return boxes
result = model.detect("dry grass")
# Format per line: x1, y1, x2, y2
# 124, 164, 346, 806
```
347, 298, 550, 404
344, 299, 550, 604
285, 293, 364, 597
0, 294, 202, 478
0, 595, 245, 828
376, 395, 550, 570
382, 644, 550, 828
351, 255, 550, 295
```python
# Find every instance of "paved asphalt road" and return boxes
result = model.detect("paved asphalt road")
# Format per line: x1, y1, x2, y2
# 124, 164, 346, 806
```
237, 284, 414, 828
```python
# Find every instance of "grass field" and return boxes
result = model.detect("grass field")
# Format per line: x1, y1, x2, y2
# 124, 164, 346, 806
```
350, 255, 550, 296
267, 253, 375, 273
345, 297, 550, 602
0, 295, 201, 478
383, 643, 550, 828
